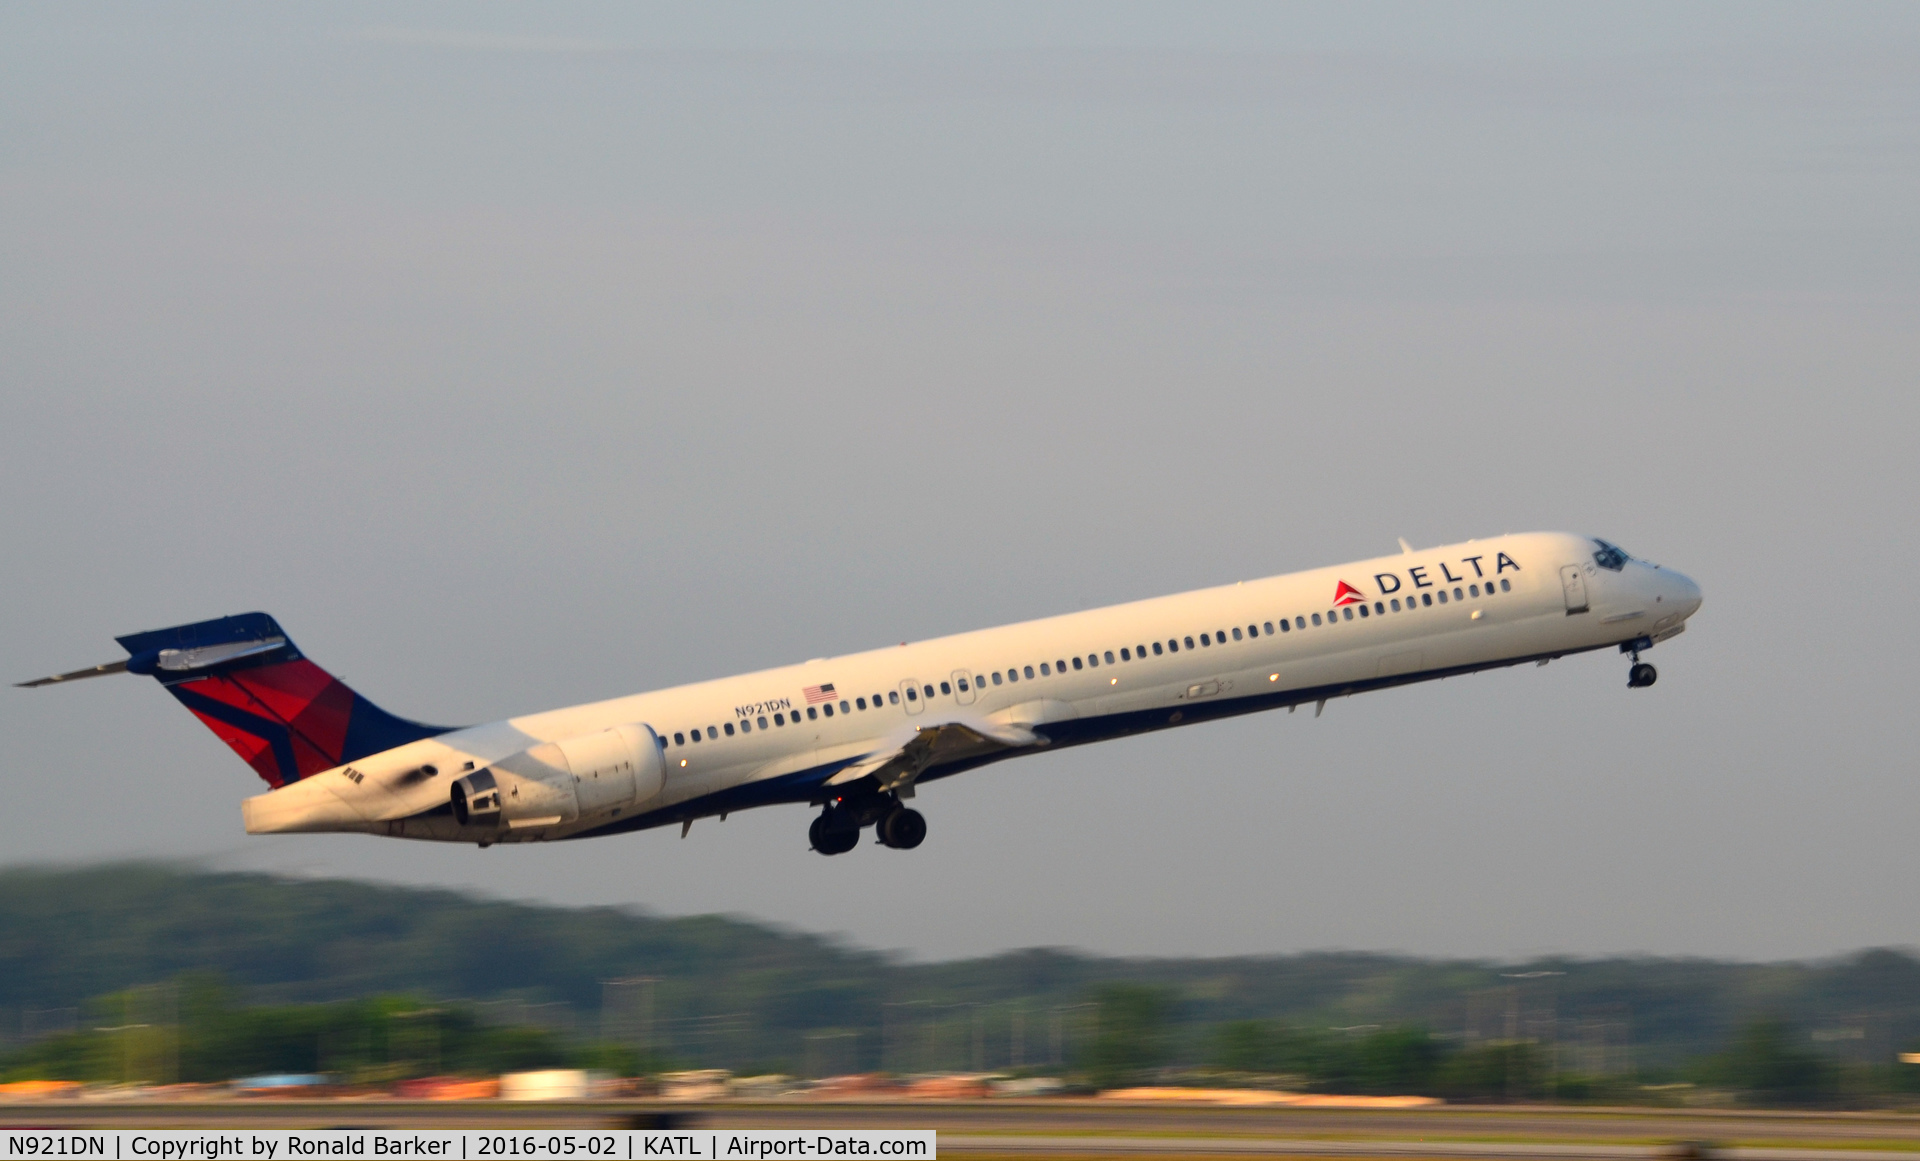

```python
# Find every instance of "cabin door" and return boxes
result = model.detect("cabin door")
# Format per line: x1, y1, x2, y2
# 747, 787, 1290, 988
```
1559, 564, 1590, 614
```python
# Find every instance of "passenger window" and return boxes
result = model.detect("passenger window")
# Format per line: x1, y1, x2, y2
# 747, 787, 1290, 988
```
905, 688, 917, 702
1055, 659, 1067, 672
1390, 598, 1401, 611
822, 703, 833, 717
856, 697, 867, 710
709, 726, 718, 739
954, 680, 966, 693
1500, 578, 1511, 592
674, 732, 685, 745
1374, 602, 1383, 615
1422, 593, 1433, 607
1007, 669, 1019, 682
1169, 639, 1180, 653
758, 716, 768, 729
1311, 614, 1321, 626
1184, 636, 1195, 649
924, 685, 935, 698
841, 700, 850, 713
690, 730, 700, 743
725, 722, 735, 736
939, 682, 950, 695
1358, 605, 1369, 618
1040, 663, 1051, 676
1295, 616, 1306, 629
1019, 667, 1030, 680
991, 672, 1002, 685
807, 706, 819, 719
1152, 642, 1164, 655
1120, 648, 1131, 661
1279, 620, 1290, 632
775, 712, 786, 725
1232, 627, 1243, 641
740, 720, 751, 734
1087, 654, 1099, 668
1216, 630, 1227, 642
1136, 644, 1148, 657
1199, 633, 1210, 646
1437, 590, 1448, 604
889, 691, 900, 704
1342, 607, 1354, 621
1070, 656, 1081, 670
1453, 587, 1463, 600
1104, 651, 1115, 664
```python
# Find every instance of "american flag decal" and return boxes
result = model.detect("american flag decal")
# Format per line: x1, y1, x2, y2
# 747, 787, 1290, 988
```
803, 683, 837, 704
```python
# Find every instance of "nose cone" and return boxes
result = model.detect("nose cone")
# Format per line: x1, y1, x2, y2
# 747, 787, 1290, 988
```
1665, 568, 1703, 619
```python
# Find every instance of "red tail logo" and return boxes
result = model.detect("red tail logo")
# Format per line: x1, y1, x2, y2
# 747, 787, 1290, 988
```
1333, 580, 1366, 606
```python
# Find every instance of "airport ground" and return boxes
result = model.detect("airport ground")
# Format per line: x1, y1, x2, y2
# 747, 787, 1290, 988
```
7, 1100, 1920, 1158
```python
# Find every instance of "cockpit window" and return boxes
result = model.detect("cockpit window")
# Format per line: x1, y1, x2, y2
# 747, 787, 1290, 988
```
1592, 539, 1630, 571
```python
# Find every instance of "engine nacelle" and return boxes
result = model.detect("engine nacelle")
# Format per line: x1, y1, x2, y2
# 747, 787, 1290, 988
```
449, 768, 503, 826
451, 723, 665, 830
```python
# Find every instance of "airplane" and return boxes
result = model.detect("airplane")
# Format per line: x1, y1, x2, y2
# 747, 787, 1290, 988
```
19, 532, 1700, 855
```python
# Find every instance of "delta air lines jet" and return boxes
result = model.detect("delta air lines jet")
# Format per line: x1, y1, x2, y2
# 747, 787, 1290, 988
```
20, 533, 1701, 855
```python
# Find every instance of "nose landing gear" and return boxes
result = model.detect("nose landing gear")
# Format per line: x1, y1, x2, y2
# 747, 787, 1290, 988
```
1620, 637, 1659, 689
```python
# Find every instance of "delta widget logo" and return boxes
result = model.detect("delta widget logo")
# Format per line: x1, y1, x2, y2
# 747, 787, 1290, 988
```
1333, 580, 1366, 606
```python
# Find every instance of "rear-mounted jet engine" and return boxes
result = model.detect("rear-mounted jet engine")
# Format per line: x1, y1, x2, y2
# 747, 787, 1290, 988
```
451, 723, 666, 832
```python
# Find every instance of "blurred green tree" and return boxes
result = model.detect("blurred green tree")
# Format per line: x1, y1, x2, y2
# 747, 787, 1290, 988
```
1719, 1019, 1833, 1106
1084, 984, 1175, 1089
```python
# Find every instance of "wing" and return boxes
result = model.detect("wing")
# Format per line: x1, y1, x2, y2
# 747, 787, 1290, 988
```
825, 719, 1044, 795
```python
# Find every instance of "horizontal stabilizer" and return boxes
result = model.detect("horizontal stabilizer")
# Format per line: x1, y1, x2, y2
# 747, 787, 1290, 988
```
16, 659, 129, 688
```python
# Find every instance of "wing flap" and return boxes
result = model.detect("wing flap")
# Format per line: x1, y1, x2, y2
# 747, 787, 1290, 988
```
826, 719, 1044, 793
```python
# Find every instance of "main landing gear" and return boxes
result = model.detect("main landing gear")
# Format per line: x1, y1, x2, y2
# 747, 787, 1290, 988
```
878, 806, 927, 850
808, 811, 859, 856
1622, 637, 1658, 688
809, 793, 926, 855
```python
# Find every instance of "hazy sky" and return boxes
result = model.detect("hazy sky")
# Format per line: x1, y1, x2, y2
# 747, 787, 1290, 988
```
3, 3, 1917, 963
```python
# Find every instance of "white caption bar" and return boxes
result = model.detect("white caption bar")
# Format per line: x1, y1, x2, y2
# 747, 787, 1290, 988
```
0, 1131, 936, 1161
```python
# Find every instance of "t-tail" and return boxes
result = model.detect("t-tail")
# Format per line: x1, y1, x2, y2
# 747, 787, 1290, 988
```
18, 612, 451, 787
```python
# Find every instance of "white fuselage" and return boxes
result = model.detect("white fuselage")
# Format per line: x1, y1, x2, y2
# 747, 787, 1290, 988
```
241, 532, 1702, 845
